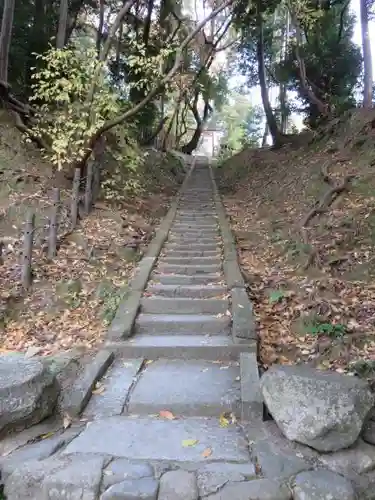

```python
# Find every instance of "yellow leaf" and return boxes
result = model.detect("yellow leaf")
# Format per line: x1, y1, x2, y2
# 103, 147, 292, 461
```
219, 413, 229, 428
159, 410, 176, 420
63, 414, 72, 430
202, 447, 212, 458
92, 385, 105, 395
41, 431, 56, 440
182, 439, 199, 447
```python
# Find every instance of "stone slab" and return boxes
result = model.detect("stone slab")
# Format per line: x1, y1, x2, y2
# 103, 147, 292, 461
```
101, 477, 159, 500
61, 349, 114, 417
204, 478, 292, 500
140, 297, 229, 315
157, 264, 222, 275
105, 335, 256, 361
163, 243, 220, 253
145, 284, 227, 299
63, 416, 251, 463
102, 460, 154, 489
83, 358, 144, 419
159, 256, 222, 266
151, 274, 222, 286
240, 352, 263, 422
165, 250, 221, 258
158, 470, 198, 500
134, 313, 231, 335
232, 287, 257, 341
197, 463, 256, 497
106, 290, 142, 340
127, 359, 241, 416
292, 470, 356, 500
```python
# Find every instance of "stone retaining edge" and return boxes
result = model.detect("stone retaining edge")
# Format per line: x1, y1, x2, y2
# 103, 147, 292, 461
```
208, 164, 262, 423
106, 157, 197, 341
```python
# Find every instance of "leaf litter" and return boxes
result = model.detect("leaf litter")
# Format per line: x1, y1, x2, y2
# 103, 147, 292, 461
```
219, 110, 375, 382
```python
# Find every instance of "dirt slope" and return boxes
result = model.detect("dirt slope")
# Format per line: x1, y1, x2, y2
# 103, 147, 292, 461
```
0, 112, 185, 355
218, 109, 375, 379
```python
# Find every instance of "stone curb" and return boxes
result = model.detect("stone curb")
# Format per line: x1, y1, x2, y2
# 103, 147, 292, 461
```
106, 157, 197, 341
240, 352, 263, 423
208, 165, 257, 344
208, 164, 262, 424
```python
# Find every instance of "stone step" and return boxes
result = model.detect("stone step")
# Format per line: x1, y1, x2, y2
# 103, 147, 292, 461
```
105, 335, 256, 360
172, 222, 218, 229
165, 249, 220, 258
140, 297, 229, 315
157, 263, 222, 275
82, 358, 144, 420
164, 243, 219, 253
170, 228, 218, 235
62, 415, 251, 464
126, 359, 241, 417
159, 256, 221, 266
134, 313, 231, 335
176, 212, 217, 217
168, 236, 219, 245
146, 283, 227, 298
60, 350, 114, 418
150, 274, 222, 285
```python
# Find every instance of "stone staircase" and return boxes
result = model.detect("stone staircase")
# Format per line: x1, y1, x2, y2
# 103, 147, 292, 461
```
0, 158, 286, 499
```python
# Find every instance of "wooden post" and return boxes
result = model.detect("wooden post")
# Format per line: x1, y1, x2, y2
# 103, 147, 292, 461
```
92, 160, 100, 203
84, 160, 94, 214
71, 168, 80, 229
22, 212, 35, 289
0, 241, 3, 265
48, 188, 60, 260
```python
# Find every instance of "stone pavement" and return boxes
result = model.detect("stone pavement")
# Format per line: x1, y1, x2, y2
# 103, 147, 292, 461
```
1, 157, 375, 499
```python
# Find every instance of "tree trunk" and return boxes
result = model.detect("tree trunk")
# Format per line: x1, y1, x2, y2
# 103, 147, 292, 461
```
360, 0, 373, 108
96, 0, 105, 57
56, 0, 69, 48
262, 122, 269, 146
288, 3, 328, 117
181, 123, 203, 155
0, 0, 15, 83
256, 4, 282, 147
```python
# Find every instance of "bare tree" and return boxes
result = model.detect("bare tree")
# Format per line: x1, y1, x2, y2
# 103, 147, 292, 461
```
0, 0, 16, 83
56, 0, 69, 48
360, 0, 373, 108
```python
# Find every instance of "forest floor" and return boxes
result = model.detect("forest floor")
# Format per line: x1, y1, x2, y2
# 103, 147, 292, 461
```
0, 111, 185, 355
218, 109, 375, 381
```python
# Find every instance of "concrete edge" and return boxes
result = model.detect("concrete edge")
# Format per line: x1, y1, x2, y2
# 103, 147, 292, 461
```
240, 351, 263, 424
106, 157, 197, 341
208, 163, 258, 346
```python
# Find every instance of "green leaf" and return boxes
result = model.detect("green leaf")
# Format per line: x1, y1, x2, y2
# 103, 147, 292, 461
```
269, 290, 285, 304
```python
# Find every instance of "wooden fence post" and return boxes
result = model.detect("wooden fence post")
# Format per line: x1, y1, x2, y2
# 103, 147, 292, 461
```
48, 188, 60, 259
0, 241, 3, 265
92, 160, 100, 203
22, 212, 35, 289
84, 160, 94, 214
71, 168, 80, 229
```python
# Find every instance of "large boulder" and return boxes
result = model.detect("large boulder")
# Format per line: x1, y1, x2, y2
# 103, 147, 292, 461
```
0, 354, 59, 436
260, 365, 374, 452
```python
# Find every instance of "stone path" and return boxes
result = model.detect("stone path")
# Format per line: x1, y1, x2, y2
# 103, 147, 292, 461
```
1, 157, 373, 499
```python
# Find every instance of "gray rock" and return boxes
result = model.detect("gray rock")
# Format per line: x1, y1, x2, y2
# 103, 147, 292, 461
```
204, 479, 291, 499
0, 354, 58, 436
260, 365, 374, 452
4, 454, 106, 499
101, 477, 159, 500
159, 470, 198, 500
292, 470, 356, 500
0, 427, 82, 481
102, 460, 154, 489
43, 455, 106, 499
252, 439, 311, 479
318, 438, 375, 475
197, 463, 256, 497
363, 419, 375, 445
351, 469, 375, 500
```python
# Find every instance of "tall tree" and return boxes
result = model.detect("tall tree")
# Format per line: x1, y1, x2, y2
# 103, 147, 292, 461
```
0, 0, 15, 83
360, 0, 373, 108
56, 0, 69, 48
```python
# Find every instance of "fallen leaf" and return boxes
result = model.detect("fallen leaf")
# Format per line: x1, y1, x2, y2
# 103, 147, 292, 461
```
182, 439, 199, 447
219, 413, 229, 428
92, 385, 105, 395
63, 414, 72, 430
40, 431, 56, 440
159, 410, 176, 420
201, 447, 212, 458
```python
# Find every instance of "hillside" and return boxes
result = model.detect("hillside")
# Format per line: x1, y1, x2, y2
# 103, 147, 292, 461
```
218, 109, 375, 379
0, 112, 186, 355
